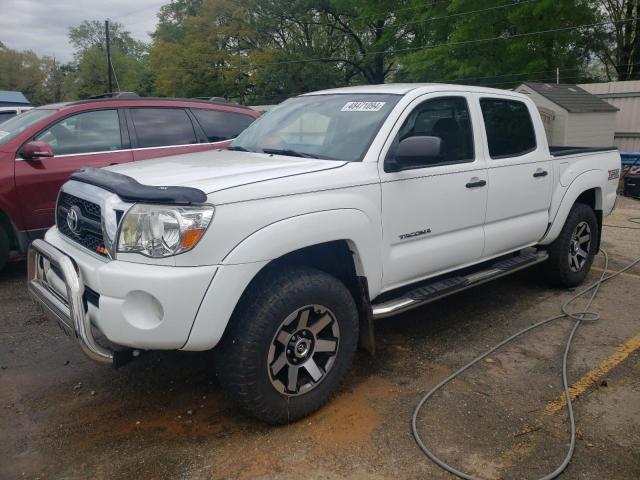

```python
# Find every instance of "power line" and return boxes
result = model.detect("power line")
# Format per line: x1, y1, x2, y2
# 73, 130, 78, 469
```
402, 0, 538, 29
110, 2, 164, 21
164, 16, 639, 73
190, 0, 539, 59
244, 17, 626, 68
238, 63, 637, 104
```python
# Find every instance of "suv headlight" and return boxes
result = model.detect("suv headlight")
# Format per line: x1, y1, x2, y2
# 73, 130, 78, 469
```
117, 204, 214, 258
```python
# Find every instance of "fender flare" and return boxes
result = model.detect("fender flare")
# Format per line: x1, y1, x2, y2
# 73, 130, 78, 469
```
221, 208, 382, 294
539, 169, 604, 245
183, 209, 382, 351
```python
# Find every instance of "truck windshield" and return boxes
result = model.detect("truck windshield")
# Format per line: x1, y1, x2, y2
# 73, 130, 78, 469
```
230, 94, 401, 161
0, 109, 56, 145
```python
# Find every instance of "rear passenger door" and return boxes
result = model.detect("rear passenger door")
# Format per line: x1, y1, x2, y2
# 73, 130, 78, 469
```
128, 108, 212, 161
478, 95, 553, 257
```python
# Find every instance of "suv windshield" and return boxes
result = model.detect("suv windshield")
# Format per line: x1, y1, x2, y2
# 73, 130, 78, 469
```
230, 94, 401, 161
0, 109, 56, 145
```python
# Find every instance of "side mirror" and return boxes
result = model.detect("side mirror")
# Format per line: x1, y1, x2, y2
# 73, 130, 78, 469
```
22, 141, 54, 160
386, 136, 443, 172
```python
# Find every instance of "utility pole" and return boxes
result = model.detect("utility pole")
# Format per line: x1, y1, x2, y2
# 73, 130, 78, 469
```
556, 67, 559, 85
105, 19, 113, 93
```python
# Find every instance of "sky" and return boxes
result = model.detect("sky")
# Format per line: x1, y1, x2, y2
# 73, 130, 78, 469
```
0, 0, 166, 63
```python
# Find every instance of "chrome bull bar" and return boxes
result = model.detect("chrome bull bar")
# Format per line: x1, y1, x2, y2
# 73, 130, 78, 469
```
27, 239, 114, 365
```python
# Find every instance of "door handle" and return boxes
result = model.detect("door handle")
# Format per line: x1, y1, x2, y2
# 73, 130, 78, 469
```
533, 169, 548, 178
466, 179, 487, 188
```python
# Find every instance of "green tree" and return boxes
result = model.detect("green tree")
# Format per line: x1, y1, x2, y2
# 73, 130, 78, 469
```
69, 20, 153, 98
595, 0, 640, 80
149, 0, 420, 103
0, 44, 47, 103
396, 0, 599, 87
0, 43, 74, 105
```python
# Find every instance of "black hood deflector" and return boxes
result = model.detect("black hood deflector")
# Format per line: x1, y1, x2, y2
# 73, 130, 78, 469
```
70, 167, 208, 204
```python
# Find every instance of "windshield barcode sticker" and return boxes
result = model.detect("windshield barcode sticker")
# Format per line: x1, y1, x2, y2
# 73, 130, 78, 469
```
341, 101, 386, 112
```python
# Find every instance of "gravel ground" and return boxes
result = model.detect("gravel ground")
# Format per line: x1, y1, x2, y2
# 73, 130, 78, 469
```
1, 196, 639, 480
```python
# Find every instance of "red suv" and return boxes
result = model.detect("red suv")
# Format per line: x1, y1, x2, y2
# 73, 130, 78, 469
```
0, 94, 259, 271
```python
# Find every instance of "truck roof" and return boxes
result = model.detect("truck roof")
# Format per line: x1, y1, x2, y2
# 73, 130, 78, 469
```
304, 83, 526, 98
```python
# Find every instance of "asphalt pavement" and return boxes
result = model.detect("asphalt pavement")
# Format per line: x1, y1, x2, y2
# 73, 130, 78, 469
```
1, 196, 639, 479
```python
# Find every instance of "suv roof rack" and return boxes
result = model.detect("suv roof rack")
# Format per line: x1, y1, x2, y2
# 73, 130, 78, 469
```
64, 95, 255, 111
88, 92, 140, 99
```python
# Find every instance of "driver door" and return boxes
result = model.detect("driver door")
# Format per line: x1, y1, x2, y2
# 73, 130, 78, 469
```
14, 109, 132, 231
379, 94, 488, 291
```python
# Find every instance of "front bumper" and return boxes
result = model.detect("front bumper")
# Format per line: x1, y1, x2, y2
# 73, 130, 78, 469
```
28, 231, 219, 364
28, 239, 113, 364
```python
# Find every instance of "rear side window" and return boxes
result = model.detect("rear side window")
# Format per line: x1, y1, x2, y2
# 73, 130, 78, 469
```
480, 98, 536, 158
130, 108, 197, 148
35, 109, 122, 156
191, 108, 254, 142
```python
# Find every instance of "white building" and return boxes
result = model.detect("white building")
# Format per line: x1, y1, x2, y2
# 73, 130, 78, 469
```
515, 82, 618, 147
579, 80, 640, 152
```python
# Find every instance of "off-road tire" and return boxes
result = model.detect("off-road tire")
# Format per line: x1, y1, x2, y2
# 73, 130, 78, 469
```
541, 202, 598, 287
0, 225, 9, 273
215, 265, 359, 424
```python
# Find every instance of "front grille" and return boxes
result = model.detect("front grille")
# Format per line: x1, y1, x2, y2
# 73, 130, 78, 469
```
56, 192, 107, 257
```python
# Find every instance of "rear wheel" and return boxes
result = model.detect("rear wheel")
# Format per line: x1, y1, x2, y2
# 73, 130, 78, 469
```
215, 265, 359, 424
0, 226, 9, 272
541, 202, 598, 287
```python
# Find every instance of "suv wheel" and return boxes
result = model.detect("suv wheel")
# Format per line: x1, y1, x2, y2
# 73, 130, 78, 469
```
541, 202, 598, 287
216, 265, 358, 424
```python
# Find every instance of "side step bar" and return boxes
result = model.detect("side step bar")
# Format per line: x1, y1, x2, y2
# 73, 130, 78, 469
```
371, 251, 549, 319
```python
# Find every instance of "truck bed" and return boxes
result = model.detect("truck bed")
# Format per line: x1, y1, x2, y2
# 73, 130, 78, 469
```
550, 145, 618, 157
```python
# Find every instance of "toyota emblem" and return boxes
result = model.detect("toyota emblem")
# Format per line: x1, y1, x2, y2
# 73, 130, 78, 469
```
66, 206, 81, 234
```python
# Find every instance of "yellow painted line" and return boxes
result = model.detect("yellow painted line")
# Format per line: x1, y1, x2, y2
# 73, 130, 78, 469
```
544, 333, 640, 416
591, 266, 640, 281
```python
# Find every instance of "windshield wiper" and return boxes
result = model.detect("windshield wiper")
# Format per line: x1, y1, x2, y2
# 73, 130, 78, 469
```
228, 145, 250, 152
261, 148, 319, 159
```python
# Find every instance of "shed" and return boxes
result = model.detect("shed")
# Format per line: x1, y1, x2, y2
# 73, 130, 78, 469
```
0, 90, 31, 107
515, 83, 618, 147
579, 80, 640, 152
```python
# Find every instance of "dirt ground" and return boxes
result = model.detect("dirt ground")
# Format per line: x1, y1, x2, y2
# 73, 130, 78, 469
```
1, 197, 639, 480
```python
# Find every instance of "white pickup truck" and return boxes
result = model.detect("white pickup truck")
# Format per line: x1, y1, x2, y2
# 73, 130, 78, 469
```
28, 84, 621, 424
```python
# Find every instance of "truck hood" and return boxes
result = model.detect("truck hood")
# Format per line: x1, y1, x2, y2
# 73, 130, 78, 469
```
106, 149, 347, 194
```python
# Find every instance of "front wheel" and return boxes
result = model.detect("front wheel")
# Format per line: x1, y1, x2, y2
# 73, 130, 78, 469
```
540, 202, 598, 287
215, 265, 359, 424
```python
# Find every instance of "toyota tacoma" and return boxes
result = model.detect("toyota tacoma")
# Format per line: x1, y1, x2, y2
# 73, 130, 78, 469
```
27, 84, 621, 424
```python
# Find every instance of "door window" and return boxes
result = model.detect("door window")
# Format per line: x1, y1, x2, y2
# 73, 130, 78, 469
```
397, 97, 474, 165
191, 108, 254, 142
480, 98, 536, 158
130, 108, 197, 148
34, 109, 122, 156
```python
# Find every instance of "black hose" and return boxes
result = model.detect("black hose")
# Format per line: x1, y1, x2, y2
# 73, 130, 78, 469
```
412, 246, 640, 480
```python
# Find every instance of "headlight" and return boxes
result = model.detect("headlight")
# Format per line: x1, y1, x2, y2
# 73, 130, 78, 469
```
117, 204, 214, 258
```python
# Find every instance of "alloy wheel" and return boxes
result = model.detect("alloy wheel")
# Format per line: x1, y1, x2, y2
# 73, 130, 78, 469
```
267, 305, 340, 396
568, 221, 591, 272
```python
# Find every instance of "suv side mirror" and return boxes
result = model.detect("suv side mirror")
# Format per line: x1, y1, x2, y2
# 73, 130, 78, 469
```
22, 141, 54, 160
386, 136, 443, 172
